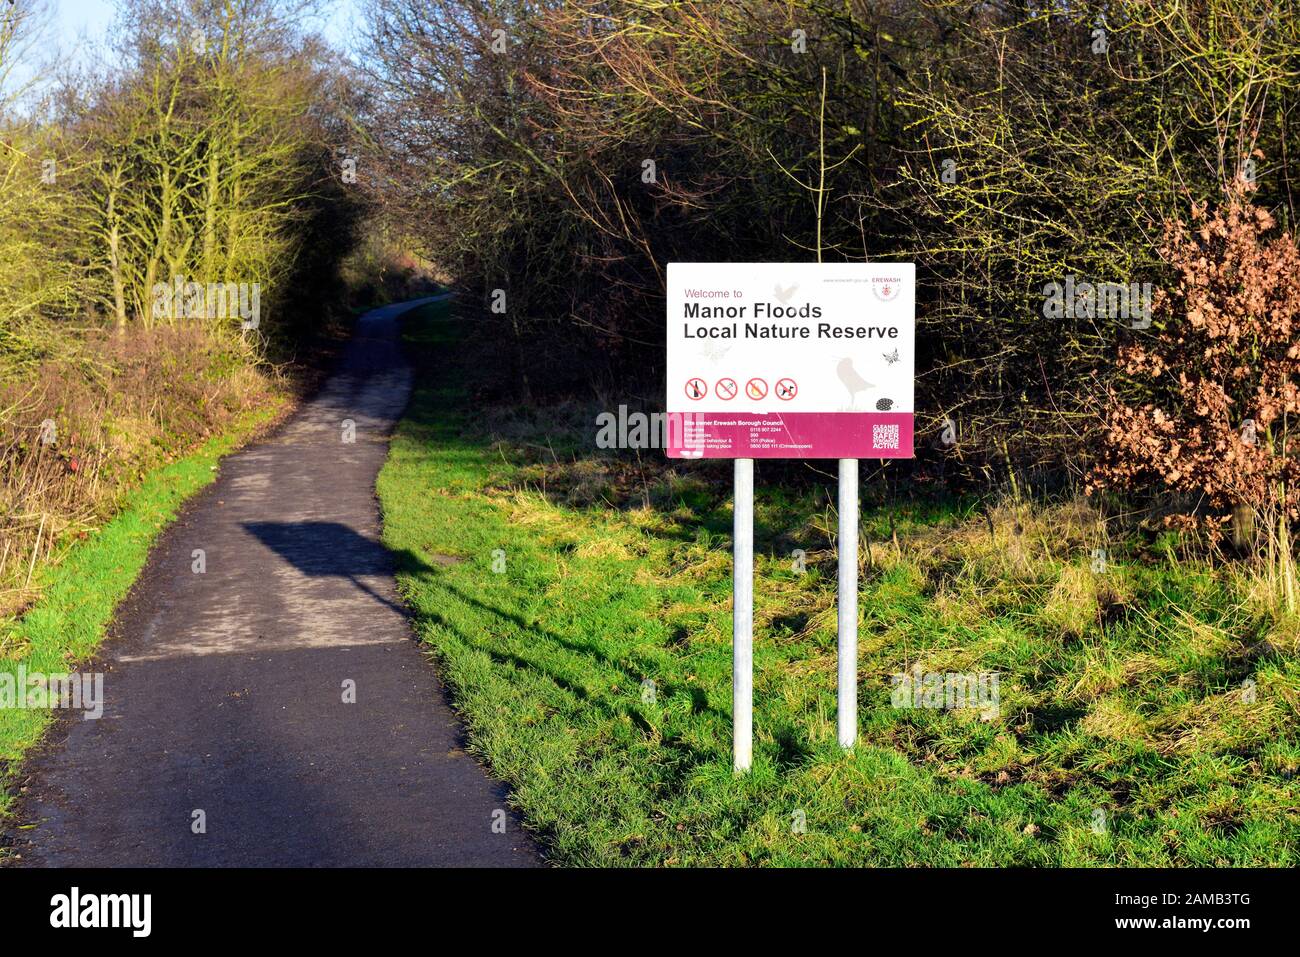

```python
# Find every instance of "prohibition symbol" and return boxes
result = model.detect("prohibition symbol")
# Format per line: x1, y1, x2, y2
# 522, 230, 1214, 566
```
775, 378, 798, 401
745, 377, 768, 400
685, 377, 708, 400
716, 377, 738, 400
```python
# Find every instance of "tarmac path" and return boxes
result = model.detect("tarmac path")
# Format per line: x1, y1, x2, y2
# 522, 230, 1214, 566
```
10, 298, 540, 867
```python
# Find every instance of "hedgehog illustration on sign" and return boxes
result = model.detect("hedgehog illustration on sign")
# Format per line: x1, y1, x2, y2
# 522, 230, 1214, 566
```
875, 397, 894, 411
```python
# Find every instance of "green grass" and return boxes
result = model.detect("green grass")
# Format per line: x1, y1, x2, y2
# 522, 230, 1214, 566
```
379, 301, 1300, 866
0, 403, 281, 815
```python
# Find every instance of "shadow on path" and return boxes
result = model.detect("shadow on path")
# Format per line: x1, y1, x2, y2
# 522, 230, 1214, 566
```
242, 520, 409, 617
7, 296, 542, 867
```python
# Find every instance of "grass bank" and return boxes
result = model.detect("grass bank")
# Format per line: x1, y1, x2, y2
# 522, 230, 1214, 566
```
1, 324, 287, 619
0, 401, 283, 818
379, 301, 1300, 866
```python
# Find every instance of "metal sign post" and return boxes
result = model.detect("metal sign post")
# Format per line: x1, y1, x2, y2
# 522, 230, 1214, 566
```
733, 457, 754, 772
665, 262, 914, 772
837, 457, 858, 750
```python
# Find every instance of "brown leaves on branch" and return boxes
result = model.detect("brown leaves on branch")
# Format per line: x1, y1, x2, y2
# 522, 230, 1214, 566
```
1090, 172, 1300, 524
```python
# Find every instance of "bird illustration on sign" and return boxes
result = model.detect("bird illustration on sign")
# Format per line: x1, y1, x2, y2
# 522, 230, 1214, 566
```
773, 282, 799, 304
836, 357, 874, 409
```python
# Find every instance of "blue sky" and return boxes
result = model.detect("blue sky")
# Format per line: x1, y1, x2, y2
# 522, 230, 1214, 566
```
49, 0, 361, 48
46, 0, 114, 62
5, 0, 360, 97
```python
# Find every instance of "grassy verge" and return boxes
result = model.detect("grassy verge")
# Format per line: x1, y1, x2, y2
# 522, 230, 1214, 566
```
0, 401, 284, 816
380, 301, 1300, 866
1, 323, 286, 618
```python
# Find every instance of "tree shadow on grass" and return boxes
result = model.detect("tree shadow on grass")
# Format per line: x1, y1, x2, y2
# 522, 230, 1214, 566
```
241, 517, 717, 729
423, 573, 730, 724
428, 607, 730, 778
385, 546, 752, 777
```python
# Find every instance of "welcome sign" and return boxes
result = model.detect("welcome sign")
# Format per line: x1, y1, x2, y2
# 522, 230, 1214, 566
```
665, 262, 915, 458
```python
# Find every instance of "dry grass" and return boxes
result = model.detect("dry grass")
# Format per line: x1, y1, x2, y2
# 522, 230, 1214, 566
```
0, 323, 283, 623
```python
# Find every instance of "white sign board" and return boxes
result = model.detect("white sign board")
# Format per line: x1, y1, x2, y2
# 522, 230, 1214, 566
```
666, 262, 915, 458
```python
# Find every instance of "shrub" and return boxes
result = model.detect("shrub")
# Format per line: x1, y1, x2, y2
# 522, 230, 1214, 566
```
1090, 177, 1300, 545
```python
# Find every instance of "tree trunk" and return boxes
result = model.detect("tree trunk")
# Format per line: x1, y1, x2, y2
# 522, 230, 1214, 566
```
1231, 503, 1256, 552
203, 149, 220, 280
107, 184, 127, 333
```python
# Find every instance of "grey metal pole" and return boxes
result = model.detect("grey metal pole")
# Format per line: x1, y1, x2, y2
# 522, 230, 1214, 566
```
837, 457, 859, 750
733, 457, 754, 772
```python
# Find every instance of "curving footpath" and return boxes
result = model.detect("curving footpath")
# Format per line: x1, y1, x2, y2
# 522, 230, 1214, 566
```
8, 297, 541, 867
